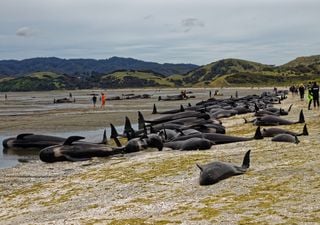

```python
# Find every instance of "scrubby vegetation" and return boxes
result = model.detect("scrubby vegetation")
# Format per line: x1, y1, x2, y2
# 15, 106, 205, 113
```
0, 55, 320, 91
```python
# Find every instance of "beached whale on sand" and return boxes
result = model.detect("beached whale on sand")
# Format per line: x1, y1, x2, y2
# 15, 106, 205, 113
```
3, 134, 66, 149
171, 127, 263, 145
197, 150, 251, 185
164, 137, 215, 151
262, 124, 308, 137
271, 134, 300, 144
247, 110, 305, 126
2, 130, 108, 150
39, 136, 122, 163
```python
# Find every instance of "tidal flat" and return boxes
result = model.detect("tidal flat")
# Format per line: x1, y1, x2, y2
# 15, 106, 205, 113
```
0, 88, 319, 224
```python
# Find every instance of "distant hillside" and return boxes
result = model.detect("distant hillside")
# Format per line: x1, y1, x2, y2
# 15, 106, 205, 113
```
0, 57, 198, 77
0, 72, 83, 91
1, 55, 320, 91
87, 70, 175, 88
181, 58, 275, 84
178, 56, 320, 87
0, 70, 175, 91
280, 55, 320, 74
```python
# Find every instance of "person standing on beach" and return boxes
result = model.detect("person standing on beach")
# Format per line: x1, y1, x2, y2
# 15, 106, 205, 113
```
307, 82, 313, 110
311, 81, 319, 108
92, 95, 97, 108
101, 92, 106, 108
298, 84, 305, 100
4, 94, 7, 100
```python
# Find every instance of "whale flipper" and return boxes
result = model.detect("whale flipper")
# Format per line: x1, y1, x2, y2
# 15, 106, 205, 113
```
63, 154, 90, 162
63, 136, 85, 145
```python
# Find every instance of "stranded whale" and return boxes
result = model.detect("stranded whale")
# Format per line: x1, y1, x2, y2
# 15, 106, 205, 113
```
197, 150, 251, 185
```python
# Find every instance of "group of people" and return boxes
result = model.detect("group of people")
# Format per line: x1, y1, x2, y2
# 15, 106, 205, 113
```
92, 92, 106, 108
290, 82, 319, 110
307, 82, 319, 110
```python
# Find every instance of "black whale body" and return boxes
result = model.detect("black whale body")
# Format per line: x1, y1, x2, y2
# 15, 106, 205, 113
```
197, 150, 251, 185
3, 133, 66, 149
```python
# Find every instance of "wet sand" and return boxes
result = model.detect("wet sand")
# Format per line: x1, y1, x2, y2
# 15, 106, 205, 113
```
1, 88, 319, 224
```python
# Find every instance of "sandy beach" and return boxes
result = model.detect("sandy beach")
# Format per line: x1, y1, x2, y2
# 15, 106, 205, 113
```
1, 88, 319, 224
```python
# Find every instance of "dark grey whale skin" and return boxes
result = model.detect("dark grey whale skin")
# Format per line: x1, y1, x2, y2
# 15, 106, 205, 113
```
197, 150, 251, 185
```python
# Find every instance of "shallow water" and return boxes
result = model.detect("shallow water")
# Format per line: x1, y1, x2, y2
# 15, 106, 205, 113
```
0, 124, 137, 169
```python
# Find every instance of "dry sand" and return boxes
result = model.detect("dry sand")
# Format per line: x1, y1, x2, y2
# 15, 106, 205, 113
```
0, 89, 320, 224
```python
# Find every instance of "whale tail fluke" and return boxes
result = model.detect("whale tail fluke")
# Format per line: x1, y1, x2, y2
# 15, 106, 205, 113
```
152, 104, 157, 114
298, 109, 305, 123
302, 124, 309, 136
242, 150, 251, 169
253, 126, 263, 139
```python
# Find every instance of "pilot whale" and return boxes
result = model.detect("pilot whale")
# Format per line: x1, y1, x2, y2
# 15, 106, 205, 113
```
262, 124, 308, 137
164, 137, 214, 151
39, 136, 121, 163
3, 133, 66, 149
3, 130, 108, 150
197, 150, 251, 185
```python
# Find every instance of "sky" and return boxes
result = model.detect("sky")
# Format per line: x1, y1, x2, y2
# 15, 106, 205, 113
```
0, 0, 319, 66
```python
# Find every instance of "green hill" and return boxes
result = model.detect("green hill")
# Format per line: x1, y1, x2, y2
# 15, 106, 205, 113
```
177, 56, 320, 87
0, 72, 82, 91
180, 58, 275, 85
98, 70, 175, 88
280, 55, 320, 74
1, 55, 320, 91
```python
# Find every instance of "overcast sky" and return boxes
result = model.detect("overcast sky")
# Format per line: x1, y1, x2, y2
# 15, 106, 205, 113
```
0, 0, 319, 65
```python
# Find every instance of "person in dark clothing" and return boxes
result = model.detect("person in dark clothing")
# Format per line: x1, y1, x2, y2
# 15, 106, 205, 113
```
298, 84, 305, 100
92, 95, 97, 108
307, 82, 313, 110
311, 82, 319, 108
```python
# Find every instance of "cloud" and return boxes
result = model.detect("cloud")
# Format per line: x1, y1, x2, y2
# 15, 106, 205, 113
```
16, 27, 35, 37
143, 14, 153, 20
181, 18, 204, 32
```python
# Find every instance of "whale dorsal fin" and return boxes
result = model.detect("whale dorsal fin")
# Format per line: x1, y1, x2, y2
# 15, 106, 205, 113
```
298, 110, 305, 123
17, 133, 34, 139
302, 124, 309, 136
110, 123, 119, 139
152, 104, 157, 114
63, 136, 85, 145
100, 129, 108, 145
242, 150, 251, 169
